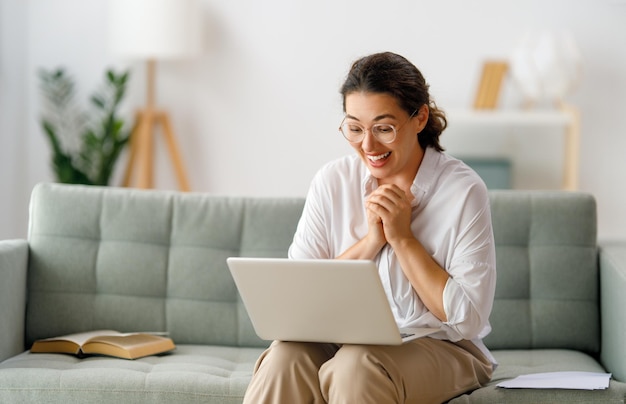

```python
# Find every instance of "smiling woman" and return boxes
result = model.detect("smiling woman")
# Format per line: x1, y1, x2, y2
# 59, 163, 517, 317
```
340, 52, 448, 153
340, 92, 427, 191
242, 52, 498, 404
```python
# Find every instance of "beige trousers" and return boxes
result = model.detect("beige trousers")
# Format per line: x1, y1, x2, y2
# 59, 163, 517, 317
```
243, 338, 493, 404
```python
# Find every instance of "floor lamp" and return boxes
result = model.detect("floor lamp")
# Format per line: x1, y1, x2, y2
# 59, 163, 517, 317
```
109, 0, 201, 191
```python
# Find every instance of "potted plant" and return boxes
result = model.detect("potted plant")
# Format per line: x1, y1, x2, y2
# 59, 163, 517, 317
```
38, 68, 131, 185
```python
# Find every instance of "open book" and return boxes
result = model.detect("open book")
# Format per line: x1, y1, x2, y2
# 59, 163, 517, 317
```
30, 330, 176, 360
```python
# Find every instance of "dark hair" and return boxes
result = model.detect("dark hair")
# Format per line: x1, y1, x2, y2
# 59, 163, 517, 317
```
340, 52, 446, 152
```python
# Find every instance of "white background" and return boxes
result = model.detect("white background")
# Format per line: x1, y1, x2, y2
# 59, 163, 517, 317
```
1, 0, 625, 241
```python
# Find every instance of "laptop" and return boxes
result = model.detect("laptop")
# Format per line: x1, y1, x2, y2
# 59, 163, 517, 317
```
226, 257, 439, 345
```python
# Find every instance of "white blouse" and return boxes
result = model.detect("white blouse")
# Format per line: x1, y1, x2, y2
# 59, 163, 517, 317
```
289, 147, 497, 364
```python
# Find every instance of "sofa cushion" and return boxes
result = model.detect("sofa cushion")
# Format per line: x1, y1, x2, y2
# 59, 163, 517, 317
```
485, 191, 599, 353
450, 349, 626, 403
26, 183, 305, 348
0, 345, 264, 404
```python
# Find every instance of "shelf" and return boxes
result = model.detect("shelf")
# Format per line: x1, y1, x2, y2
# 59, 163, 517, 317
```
446, 109, 570, 127
443, 105, 580, 190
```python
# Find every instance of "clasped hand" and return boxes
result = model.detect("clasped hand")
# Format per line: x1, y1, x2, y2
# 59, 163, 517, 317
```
365, 184, 414, 247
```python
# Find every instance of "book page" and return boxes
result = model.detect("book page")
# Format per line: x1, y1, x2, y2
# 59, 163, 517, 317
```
31, 330, 175, 359
42, 330, 122, 346
30, 330, 120, 355
497, 372, 611, 390
82, 334, 175, 359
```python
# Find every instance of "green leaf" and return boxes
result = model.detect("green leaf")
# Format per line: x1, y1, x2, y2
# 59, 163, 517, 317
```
91, 95, 105, 109
38, 66, 132, 185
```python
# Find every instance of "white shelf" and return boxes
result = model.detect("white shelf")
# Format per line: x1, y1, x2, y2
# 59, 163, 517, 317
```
446, 108, 570, 127
443, 107, 580, 190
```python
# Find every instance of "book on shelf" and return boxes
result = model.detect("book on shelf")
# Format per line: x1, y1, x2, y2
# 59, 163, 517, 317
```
30, 330, 176, 360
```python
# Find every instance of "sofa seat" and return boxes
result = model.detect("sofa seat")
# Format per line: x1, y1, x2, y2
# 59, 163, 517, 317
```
2, 184, 626, 403
0, 345, 264, 404
450, 349, 626, 403
5, 346, 625, 403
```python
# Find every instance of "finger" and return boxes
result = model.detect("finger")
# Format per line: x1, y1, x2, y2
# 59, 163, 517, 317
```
372, 184, 407, 204
367, 194, 395, 212
380, 183, 405, 198
366, 199, 385, 216
370, 190, 406, 211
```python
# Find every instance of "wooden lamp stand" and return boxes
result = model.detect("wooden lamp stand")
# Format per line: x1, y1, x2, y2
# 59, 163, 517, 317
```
122, 59, 191, 191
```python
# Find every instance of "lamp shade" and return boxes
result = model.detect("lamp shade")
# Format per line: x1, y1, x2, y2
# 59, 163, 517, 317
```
109, 0, 202, 60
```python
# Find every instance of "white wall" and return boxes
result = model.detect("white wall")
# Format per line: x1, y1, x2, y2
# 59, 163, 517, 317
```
0, 0, 29, 239
2, 0, 626, 241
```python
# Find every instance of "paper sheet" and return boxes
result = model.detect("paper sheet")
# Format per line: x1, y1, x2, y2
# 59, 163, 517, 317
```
496, 371, 611, 390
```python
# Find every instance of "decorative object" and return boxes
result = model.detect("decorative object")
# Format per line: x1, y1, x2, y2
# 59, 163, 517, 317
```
462, 30, 582, 191
39, 68, 131, 185
473, 60, 509, 109
509, 30, 582, 108
109, 0, 202, 191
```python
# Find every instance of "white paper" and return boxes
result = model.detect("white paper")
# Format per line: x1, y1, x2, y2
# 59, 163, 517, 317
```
497, 371, 611, 390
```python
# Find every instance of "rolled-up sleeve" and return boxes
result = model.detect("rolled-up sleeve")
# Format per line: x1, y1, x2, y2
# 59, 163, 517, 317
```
441, 187, 497, 341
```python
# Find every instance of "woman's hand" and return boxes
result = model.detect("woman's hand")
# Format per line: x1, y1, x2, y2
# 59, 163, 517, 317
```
366, 184, 414, 247
368, 184, 449, 321
364, 193, 386, 248
335, 185, 399, 260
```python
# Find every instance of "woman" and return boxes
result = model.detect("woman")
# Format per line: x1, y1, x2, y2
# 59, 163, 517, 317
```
244, 52, 497, 404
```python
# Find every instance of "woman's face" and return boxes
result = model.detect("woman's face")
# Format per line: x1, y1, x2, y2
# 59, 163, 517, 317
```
343, 92, 428, 186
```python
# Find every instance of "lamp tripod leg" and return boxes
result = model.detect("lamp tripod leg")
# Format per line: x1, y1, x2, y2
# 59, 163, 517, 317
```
122, 109, 190, 192
158, 112, 191, 192
136, 110, 155, 189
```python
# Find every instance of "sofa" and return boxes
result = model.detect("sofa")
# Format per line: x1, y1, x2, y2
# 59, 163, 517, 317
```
1, 182, 625, 403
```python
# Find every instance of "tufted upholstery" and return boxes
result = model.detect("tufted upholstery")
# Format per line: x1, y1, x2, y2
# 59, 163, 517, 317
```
3, 183, 626, 403
484, 191, 599, 353
26, 183, 304, 348
0, 345, 262, 403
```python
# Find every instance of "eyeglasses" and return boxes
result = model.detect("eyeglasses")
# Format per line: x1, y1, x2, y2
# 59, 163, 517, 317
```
338, 110, 417, 144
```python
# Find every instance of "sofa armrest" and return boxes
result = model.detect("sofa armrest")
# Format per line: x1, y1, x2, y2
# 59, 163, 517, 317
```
0, 239, 28, 362
599, 243, 626, 382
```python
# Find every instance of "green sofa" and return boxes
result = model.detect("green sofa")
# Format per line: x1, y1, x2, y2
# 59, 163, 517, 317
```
1, 183, 625, 403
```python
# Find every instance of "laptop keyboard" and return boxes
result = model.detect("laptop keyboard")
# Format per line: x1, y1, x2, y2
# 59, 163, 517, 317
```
400, 332, 415, 339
